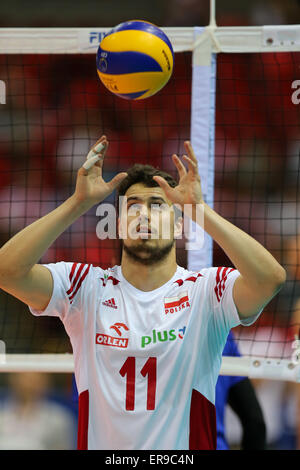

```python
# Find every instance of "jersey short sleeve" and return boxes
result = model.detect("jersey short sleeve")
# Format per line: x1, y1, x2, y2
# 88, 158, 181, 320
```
207, 266, 263, 330
28, 262, 99, 330
206, 266, 241, 331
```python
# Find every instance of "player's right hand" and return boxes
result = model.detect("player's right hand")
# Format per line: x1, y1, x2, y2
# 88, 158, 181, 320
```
73, 135, 127, 207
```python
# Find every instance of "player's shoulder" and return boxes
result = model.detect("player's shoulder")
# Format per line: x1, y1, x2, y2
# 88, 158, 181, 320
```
96, 264, 121, 287
200, 266, 239, 291
173, 266, 204, 286
175, 265, 234, 282
45, 261, 121, 286
197, 266, 238, 280
175, 265, 238, 292
172, 265, 214, 289
71, 263, 121, 287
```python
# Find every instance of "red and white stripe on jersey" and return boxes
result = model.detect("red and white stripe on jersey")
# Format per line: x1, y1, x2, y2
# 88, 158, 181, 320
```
100, 275, 120, 287
67, 263, 91, 304
214, 267, 236, 303
174, 272, 203, 287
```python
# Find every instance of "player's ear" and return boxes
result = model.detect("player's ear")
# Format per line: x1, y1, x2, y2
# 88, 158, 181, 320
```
173, 204, 183, 239
118, 214, 127, 240
117, 217, 122, 239
117, 195, 127, 240
174, 216, 183, 239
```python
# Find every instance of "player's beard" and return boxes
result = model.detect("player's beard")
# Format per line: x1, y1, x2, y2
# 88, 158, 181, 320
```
122, 239, 175, 266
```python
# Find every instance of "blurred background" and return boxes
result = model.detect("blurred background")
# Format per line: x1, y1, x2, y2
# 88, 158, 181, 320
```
0, 0, 300, 27
0, 0, 299, 451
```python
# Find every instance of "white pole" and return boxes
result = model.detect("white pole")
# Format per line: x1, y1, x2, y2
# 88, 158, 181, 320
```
209, 0, 217, 27
0, 354, 74, 373
0, 355, 298, 382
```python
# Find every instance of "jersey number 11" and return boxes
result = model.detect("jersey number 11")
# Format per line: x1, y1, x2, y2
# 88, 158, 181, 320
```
119, 357, 157, 411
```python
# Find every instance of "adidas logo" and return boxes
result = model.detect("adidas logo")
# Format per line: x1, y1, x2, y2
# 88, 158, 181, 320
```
102, 298, 118, 309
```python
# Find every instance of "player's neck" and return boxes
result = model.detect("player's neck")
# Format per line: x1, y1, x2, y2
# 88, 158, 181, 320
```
120, 251, 178, 292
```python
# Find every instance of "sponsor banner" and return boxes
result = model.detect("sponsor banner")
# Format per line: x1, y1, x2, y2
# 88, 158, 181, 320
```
141, 326, 186, 348
96, 333, 128, 349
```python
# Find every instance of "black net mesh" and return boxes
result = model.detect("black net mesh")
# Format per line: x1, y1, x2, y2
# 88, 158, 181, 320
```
0, 48, 299, 364
0, 51, 191, 353
214, 52, 300, 360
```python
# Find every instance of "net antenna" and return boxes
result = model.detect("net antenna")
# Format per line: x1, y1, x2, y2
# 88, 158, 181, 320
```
0, 4, 299, 382
209, 0, 217, 28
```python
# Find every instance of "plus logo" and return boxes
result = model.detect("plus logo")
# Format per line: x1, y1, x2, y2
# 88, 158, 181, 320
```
141, 326, 186, 349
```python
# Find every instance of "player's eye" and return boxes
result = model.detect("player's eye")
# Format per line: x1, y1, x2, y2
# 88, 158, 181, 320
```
150, 203, 167, 212
151, 203, 162, 211
127, 203, 143, 215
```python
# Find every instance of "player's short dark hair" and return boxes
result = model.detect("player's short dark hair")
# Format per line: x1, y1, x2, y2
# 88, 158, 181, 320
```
116, 164, 182, 220
117, 163, 178, 198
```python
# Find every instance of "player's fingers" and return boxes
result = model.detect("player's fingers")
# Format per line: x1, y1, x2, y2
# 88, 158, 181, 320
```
85, 136, 108, 167
82, 137, 109, 171
82, 155, 102, 170
87, 141, 107, 161
89, 135, 107, 155
172, 154, 186, 180
182, 154, 197, 174
77, 166, 89, 177
184, 141, 198, 165
107, 172, 128, 190
153, 175, 173, 195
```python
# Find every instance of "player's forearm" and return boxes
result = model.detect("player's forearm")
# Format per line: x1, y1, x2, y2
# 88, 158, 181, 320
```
194, 202, 286, 289
0, 195, 92, 280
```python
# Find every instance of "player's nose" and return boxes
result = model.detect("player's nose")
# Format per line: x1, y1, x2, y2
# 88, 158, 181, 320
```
137, 204, 150, 221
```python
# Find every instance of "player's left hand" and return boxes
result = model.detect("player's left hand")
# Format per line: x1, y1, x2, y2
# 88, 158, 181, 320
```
153, 141, 204, 210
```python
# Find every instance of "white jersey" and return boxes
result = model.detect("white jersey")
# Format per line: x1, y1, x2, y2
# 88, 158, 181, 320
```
29, 262, 261, 450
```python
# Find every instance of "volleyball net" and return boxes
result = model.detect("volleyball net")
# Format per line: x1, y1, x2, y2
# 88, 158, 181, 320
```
0, 24, 299, 381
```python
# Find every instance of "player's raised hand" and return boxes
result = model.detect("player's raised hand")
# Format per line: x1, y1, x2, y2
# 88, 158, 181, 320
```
74, 136, 127, 206
153, 141, 204, 209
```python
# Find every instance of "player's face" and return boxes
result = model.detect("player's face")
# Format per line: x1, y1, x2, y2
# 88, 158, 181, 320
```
119, 183, 181, 265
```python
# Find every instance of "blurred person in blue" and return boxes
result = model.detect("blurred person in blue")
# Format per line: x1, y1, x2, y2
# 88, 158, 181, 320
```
0, 372, 77, 450
216, 331, 266, 450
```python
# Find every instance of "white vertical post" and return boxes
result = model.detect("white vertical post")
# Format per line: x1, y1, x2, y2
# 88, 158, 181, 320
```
187, 27, 216, 271
209, 0, 217, 27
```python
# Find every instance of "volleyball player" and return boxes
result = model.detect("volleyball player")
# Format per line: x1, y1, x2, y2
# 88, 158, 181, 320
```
0, 135, 286, 449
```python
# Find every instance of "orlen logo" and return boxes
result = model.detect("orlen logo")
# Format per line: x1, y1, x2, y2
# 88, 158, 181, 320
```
141, 326, 186, 349
96, 323, 129, 349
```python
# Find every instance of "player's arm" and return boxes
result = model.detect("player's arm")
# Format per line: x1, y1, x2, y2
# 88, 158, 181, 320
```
0, 198, 91, 311
201, 203, 286, 319
0, 136, 127, 311
292, 298, 300, 449
153, 141, 286, 321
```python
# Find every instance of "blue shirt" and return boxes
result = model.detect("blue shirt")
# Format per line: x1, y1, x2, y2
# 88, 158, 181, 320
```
216, 331, 245, 450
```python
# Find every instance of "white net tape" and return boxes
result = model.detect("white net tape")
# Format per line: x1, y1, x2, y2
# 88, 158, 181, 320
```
0, 354, 298, 382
